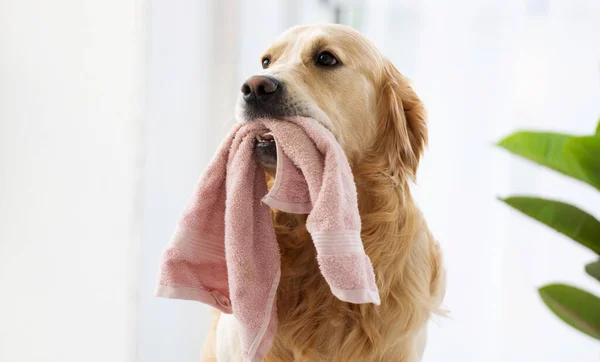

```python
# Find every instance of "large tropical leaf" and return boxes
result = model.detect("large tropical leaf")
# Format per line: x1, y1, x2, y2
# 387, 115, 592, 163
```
564, 136, 600, 191
538, 284, 600, 341
585, 260, 600, 282
497, 132, 600, 191
499, 196, 600, 254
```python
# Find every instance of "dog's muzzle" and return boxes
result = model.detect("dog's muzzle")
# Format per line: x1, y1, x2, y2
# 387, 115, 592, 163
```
240, 75, 287, 120
241, 75, 283, 173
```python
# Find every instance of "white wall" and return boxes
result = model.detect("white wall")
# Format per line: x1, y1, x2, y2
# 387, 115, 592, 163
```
0, 1, 145, 361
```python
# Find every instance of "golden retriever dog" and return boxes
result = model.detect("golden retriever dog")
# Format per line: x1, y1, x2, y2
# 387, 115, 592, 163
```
201, 24, 445, 362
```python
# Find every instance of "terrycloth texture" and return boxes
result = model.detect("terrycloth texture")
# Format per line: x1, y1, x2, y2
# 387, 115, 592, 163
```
156, 117, 380, 362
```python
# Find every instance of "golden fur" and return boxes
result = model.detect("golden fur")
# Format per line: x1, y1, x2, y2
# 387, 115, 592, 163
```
202, 24, 445, 362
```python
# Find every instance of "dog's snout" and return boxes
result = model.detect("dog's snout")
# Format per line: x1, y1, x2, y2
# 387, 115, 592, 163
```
241, 75, 281, 103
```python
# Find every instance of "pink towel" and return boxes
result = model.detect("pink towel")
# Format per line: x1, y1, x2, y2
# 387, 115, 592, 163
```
156, 116, 380, 361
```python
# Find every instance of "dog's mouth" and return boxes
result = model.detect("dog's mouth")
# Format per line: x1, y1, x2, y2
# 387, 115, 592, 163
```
254, 133, 277, 175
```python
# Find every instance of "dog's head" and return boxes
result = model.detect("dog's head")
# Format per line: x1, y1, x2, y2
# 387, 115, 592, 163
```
237, 24, 427, 182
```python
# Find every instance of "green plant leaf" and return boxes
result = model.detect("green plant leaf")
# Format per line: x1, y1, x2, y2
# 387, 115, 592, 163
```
538, 284, 600, 341
564, 136, 600, 190
497, 132, 600, 191
596, 119, 600, 135
585, 260, 600, 282
499, 196, 600, 254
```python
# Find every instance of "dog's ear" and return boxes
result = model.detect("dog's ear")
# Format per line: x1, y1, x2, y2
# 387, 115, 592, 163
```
375, 59, 427, 181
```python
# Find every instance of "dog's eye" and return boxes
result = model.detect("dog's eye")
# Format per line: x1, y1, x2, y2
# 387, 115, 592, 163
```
316, 51, 338, 67
261, 57, 271, 69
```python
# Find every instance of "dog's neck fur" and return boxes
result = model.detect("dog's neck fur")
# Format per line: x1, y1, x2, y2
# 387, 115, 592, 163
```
263, 163, 436, 362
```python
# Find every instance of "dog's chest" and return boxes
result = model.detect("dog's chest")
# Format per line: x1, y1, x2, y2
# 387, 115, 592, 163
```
215, 213, 371, 361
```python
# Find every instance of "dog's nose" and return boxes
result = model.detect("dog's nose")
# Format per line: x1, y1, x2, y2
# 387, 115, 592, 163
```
241, 75, 281, 103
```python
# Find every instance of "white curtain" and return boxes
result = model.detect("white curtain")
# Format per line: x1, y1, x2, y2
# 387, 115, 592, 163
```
141, 0, 600, 361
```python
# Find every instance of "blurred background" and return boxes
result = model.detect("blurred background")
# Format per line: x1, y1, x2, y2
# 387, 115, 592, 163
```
1, 0, 599, 361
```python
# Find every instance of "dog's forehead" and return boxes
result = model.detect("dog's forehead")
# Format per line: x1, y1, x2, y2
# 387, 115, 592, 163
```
269, 26, 354, 52
267, 25, 382, 68
268, 27, 328, 55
